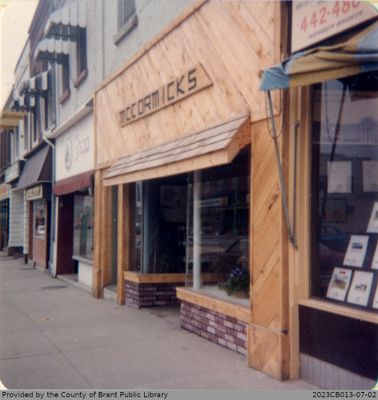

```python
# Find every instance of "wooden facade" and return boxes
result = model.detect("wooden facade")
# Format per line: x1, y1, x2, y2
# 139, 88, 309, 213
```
94, 1, 292, 380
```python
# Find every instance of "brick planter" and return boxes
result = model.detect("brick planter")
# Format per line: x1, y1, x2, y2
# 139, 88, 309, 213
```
180, 300, 247, 355
125, 280, 184, 308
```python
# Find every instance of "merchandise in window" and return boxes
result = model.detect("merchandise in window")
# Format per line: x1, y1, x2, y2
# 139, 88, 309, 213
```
73, 195, 93, 260
311, 72, 378, 312
34, 200, 46, 238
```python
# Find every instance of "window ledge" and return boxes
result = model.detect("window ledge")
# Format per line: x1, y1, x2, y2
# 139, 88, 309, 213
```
73, 69, 88, 88
113, 13, 138, 45
176, 286, 251, 323
72, 255, 93, 265
59, 89, 71, 105
298, 298, 378, 324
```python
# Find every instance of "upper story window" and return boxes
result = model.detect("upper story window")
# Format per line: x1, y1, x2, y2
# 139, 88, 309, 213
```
60, 56, 71, 104
113, 0, 138, 45
74, 28, 88, 87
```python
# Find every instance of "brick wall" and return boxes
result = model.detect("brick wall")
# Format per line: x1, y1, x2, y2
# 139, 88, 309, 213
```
180, 301, 247, 356
125, 280, 185, 308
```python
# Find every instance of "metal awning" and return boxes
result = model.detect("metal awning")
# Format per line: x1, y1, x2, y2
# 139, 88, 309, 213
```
103, 113, 251, 186
14, 146, 52, 191
0, 111, 25, 129
19, 70, 49, 95
34, 38, 69, 63
53, 170, 93, 196
45, 1, 86, 40
260, 19, 378, 91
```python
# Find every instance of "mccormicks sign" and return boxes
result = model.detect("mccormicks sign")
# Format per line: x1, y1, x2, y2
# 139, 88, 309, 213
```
119, 64, 213, 127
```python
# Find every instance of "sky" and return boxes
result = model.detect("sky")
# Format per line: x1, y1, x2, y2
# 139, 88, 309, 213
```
0, 0, 38, 109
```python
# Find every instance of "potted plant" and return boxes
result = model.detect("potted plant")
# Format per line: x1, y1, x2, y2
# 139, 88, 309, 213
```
220, 266, 249, 298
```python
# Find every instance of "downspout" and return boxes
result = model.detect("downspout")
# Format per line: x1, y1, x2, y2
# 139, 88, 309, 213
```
43, 131, 56, 277
266, 90, 297, 249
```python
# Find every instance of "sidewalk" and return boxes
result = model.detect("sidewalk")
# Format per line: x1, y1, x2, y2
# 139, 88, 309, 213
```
0, 253, 316, 390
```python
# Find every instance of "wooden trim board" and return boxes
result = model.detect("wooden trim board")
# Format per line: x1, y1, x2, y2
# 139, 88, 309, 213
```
299, 299, 378, 325
176, 287, 251, 323
124, 271, 218, 285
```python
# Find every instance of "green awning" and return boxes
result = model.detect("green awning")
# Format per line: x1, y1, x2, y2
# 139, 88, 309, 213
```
260, 19, 378, 91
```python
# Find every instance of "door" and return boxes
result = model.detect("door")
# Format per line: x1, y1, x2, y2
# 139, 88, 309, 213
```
56, 195, 75, 274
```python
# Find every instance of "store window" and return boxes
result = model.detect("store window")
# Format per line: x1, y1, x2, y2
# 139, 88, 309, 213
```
34, 200, 46, 238
311, 72, 378, 312
189, 149, 250, 296
131, 148, 250, 298
73, 195, 93, 260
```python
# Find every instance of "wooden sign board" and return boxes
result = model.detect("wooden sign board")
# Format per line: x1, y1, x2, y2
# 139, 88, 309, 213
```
292, 1, 378, 52
26, 185, 44, 201
119, 64, 213, 127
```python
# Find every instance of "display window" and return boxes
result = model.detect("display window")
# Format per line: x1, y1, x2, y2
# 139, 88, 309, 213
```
73, 195, 94, 260
132, 148, 250, 298
34, 200, 46, 238
311, 72, 378, 312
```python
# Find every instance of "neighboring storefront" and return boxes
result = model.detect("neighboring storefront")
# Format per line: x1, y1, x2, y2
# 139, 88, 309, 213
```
261, 2, 378, 388
52, 107, 94, 288
94, 0, 289, 380
6, 160, 24, 256
0, 183, 10, 251
14, 145, 52, 269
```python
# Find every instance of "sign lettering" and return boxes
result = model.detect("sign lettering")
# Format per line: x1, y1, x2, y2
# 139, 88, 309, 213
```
292, 1, 377, 52
26, 185, 43, 201
119, 64, 212, 127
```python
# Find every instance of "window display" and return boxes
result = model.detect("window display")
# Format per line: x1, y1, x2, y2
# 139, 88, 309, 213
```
34, 200, 46, 238
73, 195, 93, 259
311, 71, 378, 312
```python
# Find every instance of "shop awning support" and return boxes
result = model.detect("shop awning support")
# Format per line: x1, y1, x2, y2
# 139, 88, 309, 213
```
266, 91, 297, 249
193, 170, 202, 290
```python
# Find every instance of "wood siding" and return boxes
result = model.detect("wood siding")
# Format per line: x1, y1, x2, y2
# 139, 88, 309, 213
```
95, 1, 279, 167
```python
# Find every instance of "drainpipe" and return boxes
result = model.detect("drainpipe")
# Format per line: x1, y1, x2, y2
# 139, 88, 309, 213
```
43, 130, 56, 277
193, 170, 201, 290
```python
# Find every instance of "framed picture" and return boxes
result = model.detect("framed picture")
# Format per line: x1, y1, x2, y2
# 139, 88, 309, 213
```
343, 235, 369, 268
347, 271, 374, 307
326, 267, 352, 302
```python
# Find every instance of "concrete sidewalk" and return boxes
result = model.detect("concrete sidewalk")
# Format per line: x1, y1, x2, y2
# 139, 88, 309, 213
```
0, 253, 316, 390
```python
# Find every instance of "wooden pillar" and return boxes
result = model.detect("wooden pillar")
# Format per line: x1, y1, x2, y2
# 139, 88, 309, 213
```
93, 169, 112, 298
93, 170, 103, 298
248, 118, 290, 380
117, 184, 132, 304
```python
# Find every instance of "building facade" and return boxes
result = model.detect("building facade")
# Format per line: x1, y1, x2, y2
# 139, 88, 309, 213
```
1, 0, 377, 390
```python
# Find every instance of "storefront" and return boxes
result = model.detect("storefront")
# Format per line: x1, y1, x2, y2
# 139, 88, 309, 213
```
14, 145, 52, 269
94, 0, 290, 380
52, 108, 94, 288
260, 2, 378, 388
0, 183, 10, 251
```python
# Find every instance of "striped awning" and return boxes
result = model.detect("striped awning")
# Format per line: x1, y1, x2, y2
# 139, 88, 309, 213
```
45, 1, 86, 40
260, 19, 378, 91
34, 38, 69, 63
19, 71, 49, 95
103, 113, 251, 186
